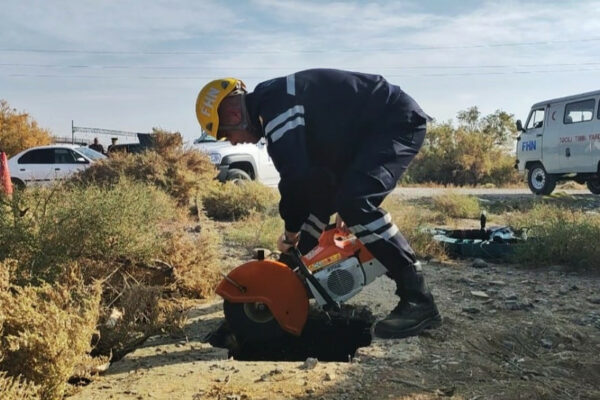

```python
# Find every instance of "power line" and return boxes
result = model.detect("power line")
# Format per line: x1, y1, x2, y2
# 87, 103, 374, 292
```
4, 67, 600, 80
2, 62, 600, 71
1, 37, 599, 55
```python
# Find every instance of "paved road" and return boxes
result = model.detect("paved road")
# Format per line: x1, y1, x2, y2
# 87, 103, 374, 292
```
392, 186, 590, 199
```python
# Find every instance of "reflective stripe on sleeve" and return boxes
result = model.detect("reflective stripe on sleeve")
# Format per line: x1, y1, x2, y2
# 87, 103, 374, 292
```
269, 116, 305, 143
286, 74, 295, 96
265, 105, 305, 136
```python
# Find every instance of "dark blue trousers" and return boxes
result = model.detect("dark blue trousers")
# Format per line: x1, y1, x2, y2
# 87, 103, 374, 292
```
297, 121, 428, 302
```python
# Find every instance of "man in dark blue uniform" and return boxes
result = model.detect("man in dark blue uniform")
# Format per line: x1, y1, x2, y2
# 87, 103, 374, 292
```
196, 69, 441, 338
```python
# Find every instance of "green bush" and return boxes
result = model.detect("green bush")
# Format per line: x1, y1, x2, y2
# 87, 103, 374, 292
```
0, 180, 180, 283
406, 107, 521, 186
202, 181, 279, 221
432, 192, 481, 219
508, 204, 600, 269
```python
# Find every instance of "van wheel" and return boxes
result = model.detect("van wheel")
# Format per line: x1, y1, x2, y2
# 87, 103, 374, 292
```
587, 178, 600, 194
527, 163, 556, 195
225, 168, 252, 184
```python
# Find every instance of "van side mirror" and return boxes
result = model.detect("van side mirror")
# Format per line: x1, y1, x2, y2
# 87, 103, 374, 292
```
516, 120, 524, 132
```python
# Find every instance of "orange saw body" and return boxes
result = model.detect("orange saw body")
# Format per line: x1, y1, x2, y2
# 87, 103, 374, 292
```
216, 226, 388, 340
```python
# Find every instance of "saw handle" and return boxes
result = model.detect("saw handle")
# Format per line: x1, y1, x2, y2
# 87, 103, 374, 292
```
287, 247, 340, 312
319, 224, 355, 249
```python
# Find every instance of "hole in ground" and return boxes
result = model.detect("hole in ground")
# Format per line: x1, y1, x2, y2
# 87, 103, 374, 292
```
207, 306, 374, 362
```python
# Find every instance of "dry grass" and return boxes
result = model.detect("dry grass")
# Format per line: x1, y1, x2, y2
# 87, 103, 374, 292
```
431, 192, 481, 219
0, 372, 40, 400
202, 181, 279, 221
383, 197, 447, 260
557, 180, 587, 190
224, 211, 284, 251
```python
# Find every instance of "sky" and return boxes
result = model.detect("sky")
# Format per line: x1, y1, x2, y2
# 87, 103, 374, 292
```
1, 0, 600, 144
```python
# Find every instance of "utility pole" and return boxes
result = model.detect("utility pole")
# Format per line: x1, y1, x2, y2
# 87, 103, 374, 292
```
71, 120, 74, 144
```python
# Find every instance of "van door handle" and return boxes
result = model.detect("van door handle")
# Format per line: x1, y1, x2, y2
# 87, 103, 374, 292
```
565, 148, 571, 157
20, 168, 26, 171
54, 168, 61, 171
536, 134, 543, 137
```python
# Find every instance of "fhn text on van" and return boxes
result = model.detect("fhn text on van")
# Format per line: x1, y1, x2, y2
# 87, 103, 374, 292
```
521, 140, 537, 152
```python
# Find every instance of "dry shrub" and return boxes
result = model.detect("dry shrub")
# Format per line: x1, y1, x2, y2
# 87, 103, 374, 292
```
432, 192, 481, 219
161, 220, 222, 298
0, 259, 14, 290
0, 99, 52, 158
95, 286, 191, 358
508, 204, 600, 269
73, 220, 222, 357
203, 181, 279, 221
151, 128, 183, 154
73, 131, 217, 205
95, 285, 163, 357
0, 261, 101, 400
0, 372, 40, 400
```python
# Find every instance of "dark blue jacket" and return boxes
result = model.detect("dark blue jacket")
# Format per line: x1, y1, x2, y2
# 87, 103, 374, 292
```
245, 68, 429, 232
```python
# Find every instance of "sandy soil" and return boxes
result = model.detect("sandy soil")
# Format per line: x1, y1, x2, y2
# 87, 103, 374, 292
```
69, 189, 600, 400
69, 256, 600, 400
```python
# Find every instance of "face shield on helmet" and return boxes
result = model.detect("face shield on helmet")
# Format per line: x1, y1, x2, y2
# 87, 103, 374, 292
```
195, 78, 246, 139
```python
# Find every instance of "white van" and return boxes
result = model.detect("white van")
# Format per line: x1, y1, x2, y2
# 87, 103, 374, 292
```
515, 90, 600, 195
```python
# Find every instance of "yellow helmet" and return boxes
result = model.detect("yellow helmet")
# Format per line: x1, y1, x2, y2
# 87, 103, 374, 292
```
195, 78, 246, 137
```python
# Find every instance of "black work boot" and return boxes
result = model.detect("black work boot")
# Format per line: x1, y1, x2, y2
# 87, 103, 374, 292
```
374, 264, 441, 339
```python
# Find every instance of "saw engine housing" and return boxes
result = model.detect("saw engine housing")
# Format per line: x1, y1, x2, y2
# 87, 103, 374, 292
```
302, 229, 388, 305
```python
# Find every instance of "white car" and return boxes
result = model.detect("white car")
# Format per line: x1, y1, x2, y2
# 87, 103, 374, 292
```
193, 133, 280, 187
8, 144, 106, 188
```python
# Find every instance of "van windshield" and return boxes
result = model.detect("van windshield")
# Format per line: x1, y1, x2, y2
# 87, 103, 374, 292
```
526, 109, 545, 130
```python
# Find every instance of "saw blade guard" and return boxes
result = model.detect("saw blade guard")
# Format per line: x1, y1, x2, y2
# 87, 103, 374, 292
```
216, 259, 310, 336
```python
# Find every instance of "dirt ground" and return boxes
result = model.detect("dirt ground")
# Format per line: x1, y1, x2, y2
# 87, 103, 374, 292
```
69, 192, 600, 400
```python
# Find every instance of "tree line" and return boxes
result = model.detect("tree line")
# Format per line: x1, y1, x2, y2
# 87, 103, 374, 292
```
0, 100, 521, 186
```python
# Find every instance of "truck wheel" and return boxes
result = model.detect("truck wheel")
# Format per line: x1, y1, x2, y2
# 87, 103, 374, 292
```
10, 178, 25, 190
586, 178, 600, 194
527, 163, 556, 195
226, 168, 251, 183
223, 300, 284, 343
